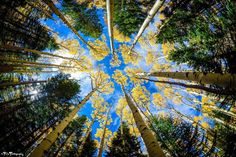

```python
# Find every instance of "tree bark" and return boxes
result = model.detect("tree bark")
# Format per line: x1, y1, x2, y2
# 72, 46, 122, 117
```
0, 45, 78, 62
42, 0, 96, 51
129, 0, 165, 52
121, 85, 165, 157
106, 0, 115, 56
144, 72, 236, 90
77, 116, 96, 156
138, 77, 235, 95
97, 106, 111, 157
29, 90, 95, 157
0, 80, 47, 89
0, 57, 78, 69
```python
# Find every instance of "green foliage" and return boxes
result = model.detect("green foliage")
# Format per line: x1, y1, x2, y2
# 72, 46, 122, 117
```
150, 116, 216, 157
157, 0, 236, 73
47, 116, 87, 157
0, 0, 58, 51
62, 0, 103, 38
216, 125, 236, 156
79, 133, 97, 157
114, 0, 146, 36
43, 73, 80, 103
106, 122, 146, 157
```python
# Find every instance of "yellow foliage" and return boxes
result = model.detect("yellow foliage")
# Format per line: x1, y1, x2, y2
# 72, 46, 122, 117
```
159, 13, 166, 20
90, 71, 114, 94
152, 93, 166, 107
162, 42, 175, 56
193, 116, 203, 123
112, 70, 128, 85
124, 67, 144, 84
113, 26, 131, 42
201, 122, 210, 129
88, 38, 109, 61
201, 96, 210, 104
146, 51, 155, 66
76, 0, 106, 8
116, 97, 127, 116
132, 85, 150, 105
119, 44, 141, 65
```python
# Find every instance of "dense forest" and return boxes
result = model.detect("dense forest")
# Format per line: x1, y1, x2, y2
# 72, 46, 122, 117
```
0, 0, 235, 157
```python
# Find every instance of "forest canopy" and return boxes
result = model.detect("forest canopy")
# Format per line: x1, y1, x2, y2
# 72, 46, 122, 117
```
0, 0, 235, 157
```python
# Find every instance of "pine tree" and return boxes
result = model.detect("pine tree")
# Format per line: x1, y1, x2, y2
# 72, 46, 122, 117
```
105, 122, 146, 157
79, 133, 97, 157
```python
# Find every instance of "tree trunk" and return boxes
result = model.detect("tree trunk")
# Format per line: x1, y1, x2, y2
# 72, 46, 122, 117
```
29, 90, 95, 157
0, 80, 47, 89
53, 131, 76, 157
77, 116, 96, 156
144, 72, 236, 90
97, 106, 111, 157
42, 0, 96, 51
138, 77, 235, 95
129, 0, 165, 52
0, 45, 78, 62
106, 0, 115, 56
121, 85, 165, 157
0, 57, 78, 69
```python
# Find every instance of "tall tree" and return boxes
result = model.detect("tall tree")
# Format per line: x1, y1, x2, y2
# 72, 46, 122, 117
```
29, 71, 113, 157
112, 70, 165, 157
61, 0, 103, 38
151, 116, 216, 157
106, 122, 145, 157
113, 0, 146, 36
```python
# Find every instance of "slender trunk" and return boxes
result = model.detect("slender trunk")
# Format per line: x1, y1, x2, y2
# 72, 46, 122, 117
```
0, 45, 78, 62
0, 94, 34, 106
121, 85, 165, 157
26, 1, 53, 19
53, 131, 75, 157
29, 90, 96, 157
42, 0, 96, 51
0, 57, 78, 69
120, 107, 125, 146
138, 77, 235, 95
106, 0, 115, 56
129, 0, 165, 52
0, 80, 47, 89
97, 107, 111, 157
144, 72, 236, 90
77, 116, 96, 156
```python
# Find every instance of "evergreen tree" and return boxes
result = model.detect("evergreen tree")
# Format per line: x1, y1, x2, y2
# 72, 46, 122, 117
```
105, 122, 145, 157
78, 133, 97, 157
157, 0, 236, 74
0, 73, 81, 155
151, 116, 216, 157
61, 0, 103, 38
114, 0, 146, 37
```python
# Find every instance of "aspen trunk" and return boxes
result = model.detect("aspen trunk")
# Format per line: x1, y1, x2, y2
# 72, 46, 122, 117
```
129, 0, 165, 52
121, 85, 165, 157
145, 72, 236, 90
138, 77, 235, 95
42, 0, 95, 51
0, 80, 47, 89
29, 90, 95, 157
97, 107, 111, 157
0, 45, 78, 62
0, 57, 77, 69
77, 117, 96, 156
53, 131, 75, 157
106, 0, 115, 56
